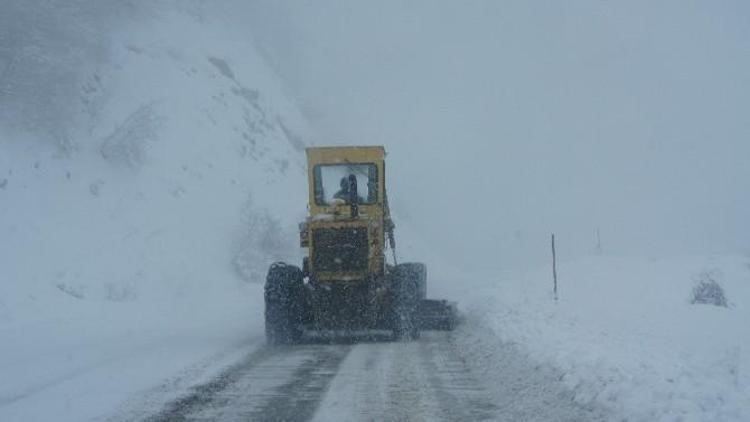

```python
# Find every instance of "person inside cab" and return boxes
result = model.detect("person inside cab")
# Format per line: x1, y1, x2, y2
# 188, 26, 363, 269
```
333, 175, 364, 204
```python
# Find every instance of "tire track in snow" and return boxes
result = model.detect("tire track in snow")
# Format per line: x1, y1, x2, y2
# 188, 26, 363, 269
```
142, 346, 278, 422
137, 329, 608, 421
312, 333, 499, 421
417, 334, 500, 421
244, 345, 352, 421
106, 336, 263, 422
143, 343, 352, 422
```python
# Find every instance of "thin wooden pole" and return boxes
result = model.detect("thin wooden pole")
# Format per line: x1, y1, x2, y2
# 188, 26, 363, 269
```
552, 233, 558, 301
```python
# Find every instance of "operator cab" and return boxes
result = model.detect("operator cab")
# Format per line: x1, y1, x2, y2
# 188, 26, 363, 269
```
307, 146, 386, 220
313, 163, 378, 206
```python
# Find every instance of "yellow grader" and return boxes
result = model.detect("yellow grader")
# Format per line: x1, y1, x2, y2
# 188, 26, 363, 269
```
264, 146, 457, 344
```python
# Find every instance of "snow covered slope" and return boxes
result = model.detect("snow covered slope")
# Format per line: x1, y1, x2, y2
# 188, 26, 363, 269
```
446, 254, 750, 421
0, 2, 310, 420
0, 1, 308, 320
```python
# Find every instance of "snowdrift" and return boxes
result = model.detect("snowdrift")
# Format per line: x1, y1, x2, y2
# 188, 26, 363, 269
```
448, 254, 750, 421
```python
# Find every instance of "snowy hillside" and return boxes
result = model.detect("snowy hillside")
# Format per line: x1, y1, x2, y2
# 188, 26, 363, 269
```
0, 1, 309, 316
0, 3, 311, 420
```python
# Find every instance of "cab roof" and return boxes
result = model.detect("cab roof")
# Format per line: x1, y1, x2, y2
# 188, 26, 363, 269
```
306, 146, 385, 165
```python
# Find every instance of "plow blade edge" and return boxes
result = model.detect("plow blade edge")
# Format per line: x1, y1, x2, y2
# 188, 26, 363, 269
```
416, 299, 458, 330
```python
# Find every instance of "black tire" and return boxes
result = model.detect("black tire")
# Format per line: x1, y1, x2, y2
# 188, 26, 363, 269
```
264, 262, 305, 345
391, 263, 423, 340
395, 262, 427, 299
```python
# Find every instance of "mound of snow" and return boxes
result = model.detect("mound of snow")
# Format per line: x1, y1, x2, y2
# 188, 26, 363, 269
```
446, 254, 750, 421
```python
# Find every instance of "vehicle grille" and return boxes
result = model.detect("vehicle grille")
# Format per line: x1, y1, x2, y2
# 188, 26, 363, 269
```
312, 227, 369, 273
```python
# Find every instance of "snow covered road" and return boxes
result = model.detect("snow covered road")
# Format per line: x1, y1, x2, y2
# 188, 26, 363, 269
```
143, 341, 351, 421
312, 332, 500, 421
4, 256, 746, 421
123, 331, 606, 422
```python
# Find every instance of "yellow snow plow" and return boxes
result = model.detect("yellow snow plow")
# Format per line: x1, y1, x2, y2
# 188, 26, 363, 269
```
264, 146, 457, 344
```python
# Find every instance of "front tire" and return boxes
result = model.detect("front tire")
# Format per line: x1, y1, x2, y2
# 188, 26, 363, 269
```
264, 262, 305, 345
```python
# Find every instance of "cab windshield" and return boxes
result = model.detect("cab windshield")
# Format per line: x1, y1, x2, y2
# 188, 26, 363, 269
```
313, 163, 378, 205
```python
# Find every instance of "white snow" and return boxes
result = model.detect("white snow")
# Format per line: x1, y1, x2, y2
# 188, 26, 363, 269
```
434, 254, 750, 421
1, 3, 308, 421
0, 289, 264, 422
1, 2, 749, 422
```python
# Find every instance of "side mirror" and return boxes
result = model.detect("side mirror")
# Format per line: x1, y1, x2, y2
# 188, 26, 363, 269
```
348, 174, 359, 218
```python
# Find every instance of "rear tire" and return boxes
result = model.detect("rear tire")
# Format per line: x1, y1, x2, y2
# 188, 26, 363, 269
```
391, 263, 423, 340
264, 262, 305, 345
396, 262, 426, 299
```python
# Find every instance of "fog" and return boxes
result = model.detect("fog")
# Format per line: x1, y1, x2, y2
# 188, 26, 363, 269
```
2, 3, 749, 419
238, 1, 750, 269
1, 0, 748, 271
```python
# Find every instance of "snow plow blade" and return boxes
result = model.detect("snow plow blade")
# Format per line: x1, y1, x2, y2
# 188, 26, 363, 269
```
416, 299, 458, 330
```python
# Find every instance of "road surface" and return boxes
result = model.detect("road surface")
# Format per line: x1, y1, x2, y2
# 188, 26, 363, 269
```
122, 330, 605, 422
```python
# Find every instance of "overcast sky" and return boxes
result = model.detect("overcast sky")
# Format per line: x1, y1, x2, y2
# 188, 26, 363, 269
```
243, 1, 750, 269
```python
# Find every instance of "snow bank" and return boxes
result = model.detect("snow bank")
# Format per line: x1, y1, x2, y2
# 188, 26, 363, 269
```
447, 255, 750, 421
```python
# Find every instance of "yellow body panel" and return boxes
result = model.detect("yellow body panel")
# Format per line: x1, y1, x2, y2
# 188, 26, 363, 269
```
304, 146, 391, 282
